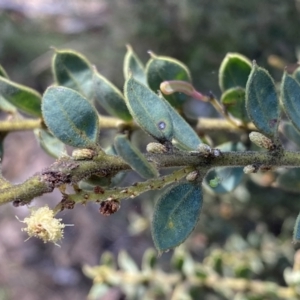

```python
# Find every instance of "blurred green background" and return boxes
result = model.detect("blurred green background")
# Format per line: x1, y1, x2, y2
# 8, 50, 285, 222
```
1, 0, 300, 299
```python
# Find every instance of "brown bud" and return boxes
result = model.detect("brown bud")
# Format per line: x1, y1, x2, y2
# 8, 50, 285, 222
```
94, 186, 105, 194
99, 200, 121, 216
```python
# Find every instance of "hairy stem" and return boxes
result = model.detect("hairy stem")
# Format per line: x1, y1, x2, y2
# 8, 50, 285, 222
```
1, 147, 300, 205
62, 166, 196, 207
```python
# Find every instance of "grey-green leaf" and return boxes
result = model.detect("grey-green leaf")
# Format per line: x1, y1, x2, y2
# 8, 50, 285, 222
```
0, 132, 6, 162
0, 64, 9, 79
281, 72, 300, 134
221, 87, 249, 123
245, 63, 279, 138
114, 134, 158, 179
204, 142, 245, 194
93, 69, 132, 121
52, 49, 94, 100
219, 53, 252, 91
152, 183, 202, 252
34, 129, 66, 158
281, 121, 300, 148
293, 66, 300, 84
42, 86, 99, 148
276, 168, 300, 193
146, 55, 191, 108
293, 211, 300, 242
0, 96, 17, 113
0, 65, 17, 113
124, 76, 173, 142
123, 45, 147, 85
0, 77, 41, 117
161, 96, 202, 150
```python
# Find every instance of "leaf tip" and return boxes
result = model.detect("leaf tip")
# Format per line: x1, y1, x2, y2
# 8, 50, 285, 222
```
148, 50, 157, 58
49, 46, 58, 52
92, 65, 97, 73
125, 44, 132, 51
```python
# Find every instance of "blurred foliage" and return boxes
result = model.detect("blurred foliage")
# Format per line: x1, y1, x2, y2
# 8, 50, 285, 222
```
1, 0, 300, 92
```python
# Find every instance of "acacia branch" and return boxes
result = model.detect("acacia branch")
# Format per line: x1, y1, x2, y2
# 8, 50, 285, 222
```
1, 147, 300, 206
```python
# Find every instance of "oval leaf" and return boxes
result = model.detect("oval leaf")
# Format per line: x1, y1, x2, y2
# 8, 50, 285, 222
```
0, 132, 6, 161
205, 167, 244, 194
293, 66, 300, 84
281, 121, 300, 148
93, 69, 132, 121
146, 55, 191, 108
221, 87, 249, 123
124, 76, 173, 142
0, 96, 17, 114
114, 134, 158, 179
281, 72, 300, 134
219, 53, 252, 91
42, 86, 99, 148
34, 129, 66, 158
0, 77, 41, 117
123, 45, 147, 85
0, 64, 9, 79
204, 142, 245, 194
293, 211, 300, 242
0, 65, 17, 113
276, 168, 300, 193
160, 96, 202, 150
245, 63, 279, 138
152, 183, 202, 252
52, 49, 94, 100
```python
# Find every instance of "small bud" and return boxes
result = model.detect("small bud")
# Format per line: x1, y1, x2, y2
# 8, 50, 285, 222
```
186, 170, 199, 182
72, 148, 95, 160
197, 144, 211, 155
146, 142, 167, 154
243, 165, 257, 174
212, 149, 221, 157
249, 132, 274, 150
17, 206, 73, 246
160, 80, 195, 96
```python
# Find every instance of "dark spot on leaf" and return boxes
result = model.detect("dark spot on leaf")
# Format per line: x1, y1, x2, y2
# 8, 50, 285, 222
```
158, 121, 166, 130
269, 119, 277, 128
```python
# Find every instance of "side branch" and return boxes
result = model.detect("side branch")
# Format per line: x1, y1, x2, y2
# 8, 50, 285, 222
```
0, 152, 130, 205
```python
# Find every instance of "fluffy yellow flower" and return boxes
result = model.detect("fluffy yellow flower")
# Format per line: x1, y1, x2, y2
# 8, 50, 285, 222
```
17, 206, 73, 246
